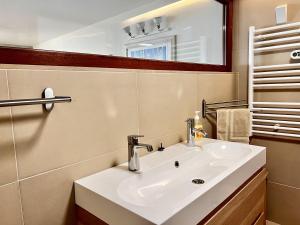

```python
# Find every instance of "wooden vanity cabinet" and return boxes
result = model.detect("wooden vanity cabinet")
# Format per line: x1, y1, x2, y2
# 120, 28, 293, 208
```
200, 168, 267, 225
76, 168, 267, 225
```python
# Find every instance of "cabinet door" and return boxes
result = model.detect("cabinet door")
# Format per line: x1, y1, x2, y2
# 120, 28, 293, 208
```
203, 168, 267, 225
253, 212, 266, 225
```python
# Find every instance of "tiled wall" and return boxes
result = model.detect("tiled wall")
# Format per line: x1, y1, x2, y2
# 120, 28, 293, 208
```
0, 65, 237, 225
233, 0, 300, 224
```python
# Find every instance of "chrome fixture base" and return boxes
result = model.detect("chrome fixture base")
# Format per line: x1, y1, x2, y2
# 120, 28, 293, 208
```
128, 135, 153, 172
185, 118, 208, 146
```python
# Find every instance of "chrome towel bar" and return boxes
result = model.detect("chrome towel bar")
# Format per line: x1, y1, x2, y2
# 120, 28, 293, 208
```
0, 88, 71, 112
202, 99, 248, 118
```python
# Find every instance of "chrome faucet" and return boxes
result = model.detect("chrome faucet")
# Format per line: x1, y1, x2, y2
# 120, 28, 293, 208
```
185, 118, 208, 146
128, 135, 153, 171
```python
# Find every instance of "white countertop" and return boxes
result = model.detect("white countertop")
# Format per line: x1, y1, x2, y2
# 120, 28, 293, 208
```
75, 139, 266, 225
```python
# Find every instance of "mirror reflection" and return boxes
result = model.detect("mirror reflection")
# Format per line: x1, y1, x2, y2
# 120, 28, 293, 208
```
1, 0, 225, 65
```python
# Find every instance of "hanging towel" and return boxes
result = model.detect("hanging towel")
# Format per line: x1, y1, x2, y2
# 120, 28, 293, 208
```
217, 108, 251, 143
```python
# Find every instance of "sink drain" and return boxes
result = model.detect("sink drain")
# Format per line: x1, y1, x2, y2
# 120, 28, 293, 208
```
192, 179, 205, 184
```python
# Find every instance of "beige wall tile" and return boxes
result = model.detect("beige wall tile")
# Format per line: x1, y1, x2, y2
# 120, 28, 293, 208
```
2, 66, 237, 225
0, 182, 23, 225
197, 73, 238, 138
0, 70, 18, 185
267, 182, 300, 225
232, 49, 248, 100
252, 138, 300, 188
137, 71, 198, 141
138, 132, 185, 157
232, 0, 240, 52
236, 0, 300, 52
254, 52, 294, 66
197, 73, 237, 103
8, 69, 139, 178
17, 70, 238, 225
255, 90, 300, 103
20, 148, 127, 225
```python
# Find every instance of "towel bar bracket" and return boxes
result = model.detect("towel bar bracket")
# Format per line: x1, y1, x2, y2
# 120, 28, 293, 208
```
43, 88, 55, 111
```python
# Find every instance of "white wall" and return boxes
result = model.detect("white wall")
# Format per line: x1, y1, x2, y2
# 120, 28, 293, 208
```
36, 0, 224, 65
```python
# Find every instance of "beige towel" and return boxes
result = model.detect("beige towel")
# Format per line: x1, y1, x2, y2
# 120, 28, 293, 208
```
217, 108, 251, 143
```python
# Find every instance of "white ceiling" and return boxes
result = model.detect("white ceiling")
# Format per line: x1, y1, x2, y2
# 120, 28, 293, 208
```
0, 0, 157, 46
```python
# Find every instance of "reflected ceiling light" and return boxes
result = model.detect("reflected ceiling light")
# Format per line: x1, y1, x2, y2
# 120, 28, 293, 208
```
137, 22, 146, 34
122, 0, 204, 27
153, 17, 163, 30
123, 26, 133, 37
139, 43, 153, 47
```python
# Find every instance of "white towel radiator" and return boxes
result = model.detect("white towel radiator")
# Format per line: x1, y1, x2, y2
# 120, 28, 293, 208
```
248, 22, 300, 138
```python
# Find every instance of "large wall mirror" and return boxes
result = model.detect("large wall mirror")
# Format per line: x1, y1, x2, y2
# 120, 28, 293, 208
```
0, 0, 232, 71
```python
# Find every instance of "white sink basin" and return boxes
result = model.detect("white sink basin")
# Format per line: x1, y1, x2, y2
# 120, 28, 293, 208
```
75, 139, 266, 225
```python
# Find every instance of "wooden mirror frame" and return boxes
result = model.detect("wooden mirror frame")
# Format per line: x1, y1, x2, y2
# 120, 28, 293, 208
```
0, 0, 233, 72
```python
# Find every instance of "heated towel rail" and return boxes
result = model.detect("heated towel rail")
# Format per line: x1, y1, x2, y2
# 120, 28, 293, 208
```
0, 88, 71, 112
249, 22, 300, 139
202, 99, 248, 118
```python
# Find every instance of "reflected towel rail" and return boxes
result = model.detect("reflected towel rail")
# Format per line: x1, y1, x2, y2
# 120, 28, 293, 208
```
0, 88, 72, 112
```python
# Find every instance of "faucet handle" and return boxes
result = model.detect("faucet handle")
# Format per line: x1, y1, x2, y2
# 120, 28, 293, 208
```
128, 135, 144, 139
185, 118, 194, 122
128, 135, 144, 144
185, 118, 195, 126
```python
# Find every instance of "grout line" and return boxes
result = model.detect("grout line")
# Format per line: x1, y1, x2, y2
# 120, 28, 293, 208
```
16, 181, 25, 225
236, 72, 240, 100
195, 74, 199, 111
268, 180, 300, 190
0, 181, 18, 189
135, 71, 141, 135
2, 68, 141, 73
4, 70, 19, 179
5, 70, 25, 225
266, 220, 281, 225
19, 130, 184, 183
19, 147, 125, 182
